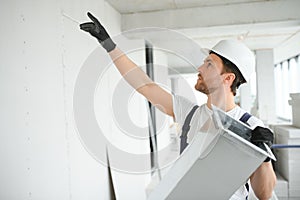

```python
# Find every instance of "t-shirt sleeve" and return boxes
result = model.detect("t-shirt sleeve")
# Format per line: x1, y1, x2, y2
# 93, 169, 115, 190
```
247, 115, 266, 129
172, 94, 197, 125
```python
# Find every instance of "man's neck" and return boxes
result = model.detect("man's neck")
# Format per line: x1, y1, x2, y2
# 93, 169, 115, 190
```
206, 91, 236, 112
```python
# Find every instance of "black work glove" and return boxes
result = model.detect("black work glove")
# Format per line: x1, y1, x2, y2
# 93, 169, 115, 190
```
251, 126, 274, 162
80, 12, 116, 52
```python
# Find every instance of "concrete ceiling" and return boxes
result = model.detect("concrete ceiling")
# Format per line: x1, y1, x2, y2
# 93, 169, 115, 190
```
106, 0, 268, 14
106, 0, 300, 68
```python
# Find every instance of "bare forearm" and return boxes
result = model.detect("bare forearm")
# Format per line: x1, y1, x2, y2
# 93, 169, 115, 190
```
250, 162, 276, 200
109, 47, 140, 76
109, 47, 154, 90
108, 47, 174, 116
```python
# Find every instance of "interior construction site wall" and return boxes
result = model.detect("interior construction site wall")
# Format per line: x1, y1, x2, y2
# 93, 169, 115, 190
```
0, 1, 152, 199
274, 31, 300, 64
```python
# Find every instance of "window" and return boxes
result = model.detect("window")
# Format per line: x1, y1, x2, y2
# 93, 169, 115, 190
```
289, 57, 300, 93
274, 55, 300, 120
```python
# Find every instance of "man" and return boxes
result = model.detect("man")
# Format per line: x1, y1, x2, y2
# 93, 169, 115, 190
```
80, 12, 276, 199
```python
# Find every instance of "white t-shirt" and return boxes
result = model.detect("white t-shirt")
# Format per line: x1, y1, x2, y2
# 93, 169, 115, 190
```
172, 94, 265, 200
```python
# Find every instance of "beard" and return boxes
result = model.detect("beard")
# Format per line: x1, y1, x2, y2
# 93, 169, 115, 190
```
195, 73, 221, 95
194, 73, 211, 94
195, 78, 209, 94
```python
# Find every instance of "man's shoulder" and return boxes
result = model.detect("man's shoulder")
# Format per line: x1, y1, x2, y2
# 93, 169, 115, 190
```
173, 94, 195, 104
234, 106, 265, 128
172, 94, 198, 112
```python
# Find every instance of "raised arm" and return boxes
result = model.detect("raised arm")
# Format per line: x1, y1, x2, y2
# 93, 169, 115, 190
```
80, 12, 174, 117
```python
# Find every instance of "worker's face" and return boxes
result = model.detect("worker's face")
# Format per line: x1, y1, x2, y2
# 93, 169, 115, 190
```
195, 54, 225, 95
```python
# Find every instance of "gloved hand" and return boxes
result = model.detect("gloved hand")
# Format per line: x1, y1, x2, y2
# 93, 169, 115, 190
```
251, 126, 274, 162
80, 12, 116, 52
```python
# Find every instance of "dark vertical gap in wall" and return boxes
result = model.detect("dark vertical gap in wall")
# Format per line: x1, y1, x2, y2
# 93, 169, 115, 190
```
145, 40, 157, 173
106, 150, 116, 200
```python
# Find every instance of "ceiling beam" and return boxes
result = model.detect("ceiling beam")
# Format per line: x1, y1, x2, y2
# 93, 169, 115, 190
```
122, 0, 300, 31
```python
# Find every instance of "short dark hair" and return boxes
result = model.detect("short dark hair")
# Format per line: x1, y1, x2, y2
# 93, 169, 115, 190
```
210, 51, 246, 96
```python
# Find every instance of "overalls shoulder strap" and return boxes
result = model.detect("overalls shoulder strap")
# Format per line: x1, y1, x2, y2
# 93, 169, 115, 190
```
180, 105, 199, 154
239, 112, 251, 125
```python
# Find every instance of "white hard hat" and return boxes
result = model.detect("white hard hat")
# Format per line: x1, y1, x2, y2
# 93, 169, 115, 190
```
205, 39, 255, 82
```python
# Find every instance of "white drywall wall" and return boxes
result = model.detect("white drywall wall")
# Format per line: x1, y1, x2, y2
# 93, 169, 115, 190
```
0, 0, 147, 199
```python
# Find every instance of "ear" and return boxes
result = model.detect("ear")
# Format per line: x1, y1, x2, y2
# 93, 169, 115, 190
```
223, 72, 235, 85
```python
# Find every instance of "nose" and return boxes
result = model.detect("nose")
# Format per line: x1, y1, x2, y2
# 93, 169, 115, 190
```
197, 64, 204, 72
